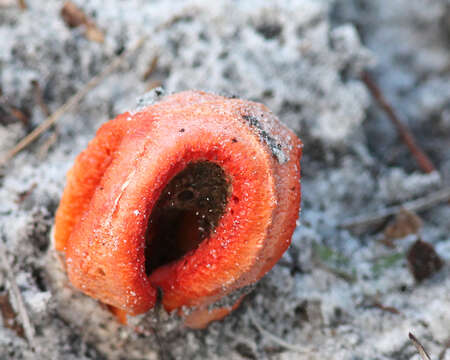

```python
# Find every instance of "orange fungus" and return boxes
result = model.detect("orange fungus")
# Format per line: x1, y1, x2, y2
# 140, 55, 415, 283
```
54, 90, 302, 328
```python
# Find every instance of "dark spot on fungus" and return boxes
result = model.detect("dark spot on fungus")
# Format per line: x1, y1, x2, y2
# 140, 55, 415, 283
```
241, 114, 287, 163
179, 128, 185, 132
241, 114, 260, 128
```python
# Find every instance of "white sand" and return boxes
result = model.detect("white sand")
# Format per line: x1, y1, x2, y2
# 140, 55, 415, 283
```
0, 0, 449, 359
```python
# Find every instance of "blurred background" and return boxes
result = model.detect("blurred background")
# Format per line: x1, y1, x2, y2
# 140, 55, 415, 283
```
0, 1, 449, 359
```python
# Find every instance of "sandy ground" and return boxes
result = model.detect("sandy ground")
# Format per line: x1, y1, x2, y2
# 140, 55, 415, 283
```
0, 0, 449, 359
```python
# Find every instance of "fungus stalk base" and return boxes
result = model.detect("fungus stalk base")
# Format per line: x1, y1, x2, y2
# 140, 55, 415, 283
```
145, 161, 230, 275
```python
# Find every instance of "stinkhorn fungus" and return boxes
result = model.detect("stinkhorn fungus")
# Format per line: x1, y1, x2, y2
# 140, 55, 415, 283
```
54, 90, 302, 328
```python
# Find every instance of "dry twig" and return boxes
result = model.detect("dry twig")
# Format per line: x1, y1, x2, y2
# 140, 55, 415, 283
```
37, 132, 59, 159
248, 307, 314, 355
31, 80, 51, 117
0, 232, 36, 350
151, 289, 169, 360
142, 55, 159, 81
361, 71, 436, 174
31, 80, 59, 158
409, 332, 432, 360
0, 99, 30, 128
340, 186, 450, 230
438, 338, 450, 360
372, 302, 400, 315
0, 36, 146, 167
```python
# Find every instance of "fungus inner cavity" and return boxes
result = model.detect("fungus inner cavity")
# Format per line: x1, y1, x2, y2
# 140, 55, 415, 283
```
145, 161, 230, 275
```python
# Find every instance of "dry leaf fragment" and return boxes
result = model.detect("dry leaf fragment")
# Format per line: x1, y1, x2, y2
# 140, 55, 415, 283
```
407, 239, 444, 282
60, 1, 104, 43
15, 183, 37, 204
0, 99, 30, 128
84, 25, 105, 43
17, 0, 26, 10
384, 208, 422, 241
0, 293, 25, 338
61, 1, 87, 28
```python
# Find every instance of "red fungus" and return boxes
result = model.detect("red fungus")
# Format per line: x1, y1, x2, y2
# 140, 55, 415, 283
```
54, 91, 302, 328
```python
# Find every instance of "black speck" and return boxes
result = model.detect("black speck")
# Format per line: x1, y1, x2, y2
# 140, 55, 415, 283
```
232, 138, 238, 143
262, 89, 273, 98
179, 128, 185, 132
220, 91, 238, 99
31, 267, 47, 292
115, 46, 125, 56
222, 64, 239, 81
256, 23, 282, 40
192, 58, 202, 68
198, 31, 209, 41
218, 51, 229, 59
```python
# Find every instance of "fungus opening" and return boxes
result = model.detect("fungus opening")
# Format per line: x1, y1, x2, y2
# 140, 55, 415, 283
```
145, 161, 230, 275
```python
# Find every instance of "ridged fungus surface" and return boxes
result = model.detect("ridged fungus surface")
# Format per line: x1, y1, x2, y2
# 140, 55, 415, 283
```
54, 91, 302, 328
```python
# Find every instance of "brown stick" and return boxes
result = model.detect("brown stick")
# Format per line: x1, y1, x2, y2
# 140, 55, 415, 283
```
31, 80, 51, 117
361, 71, 436, 174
